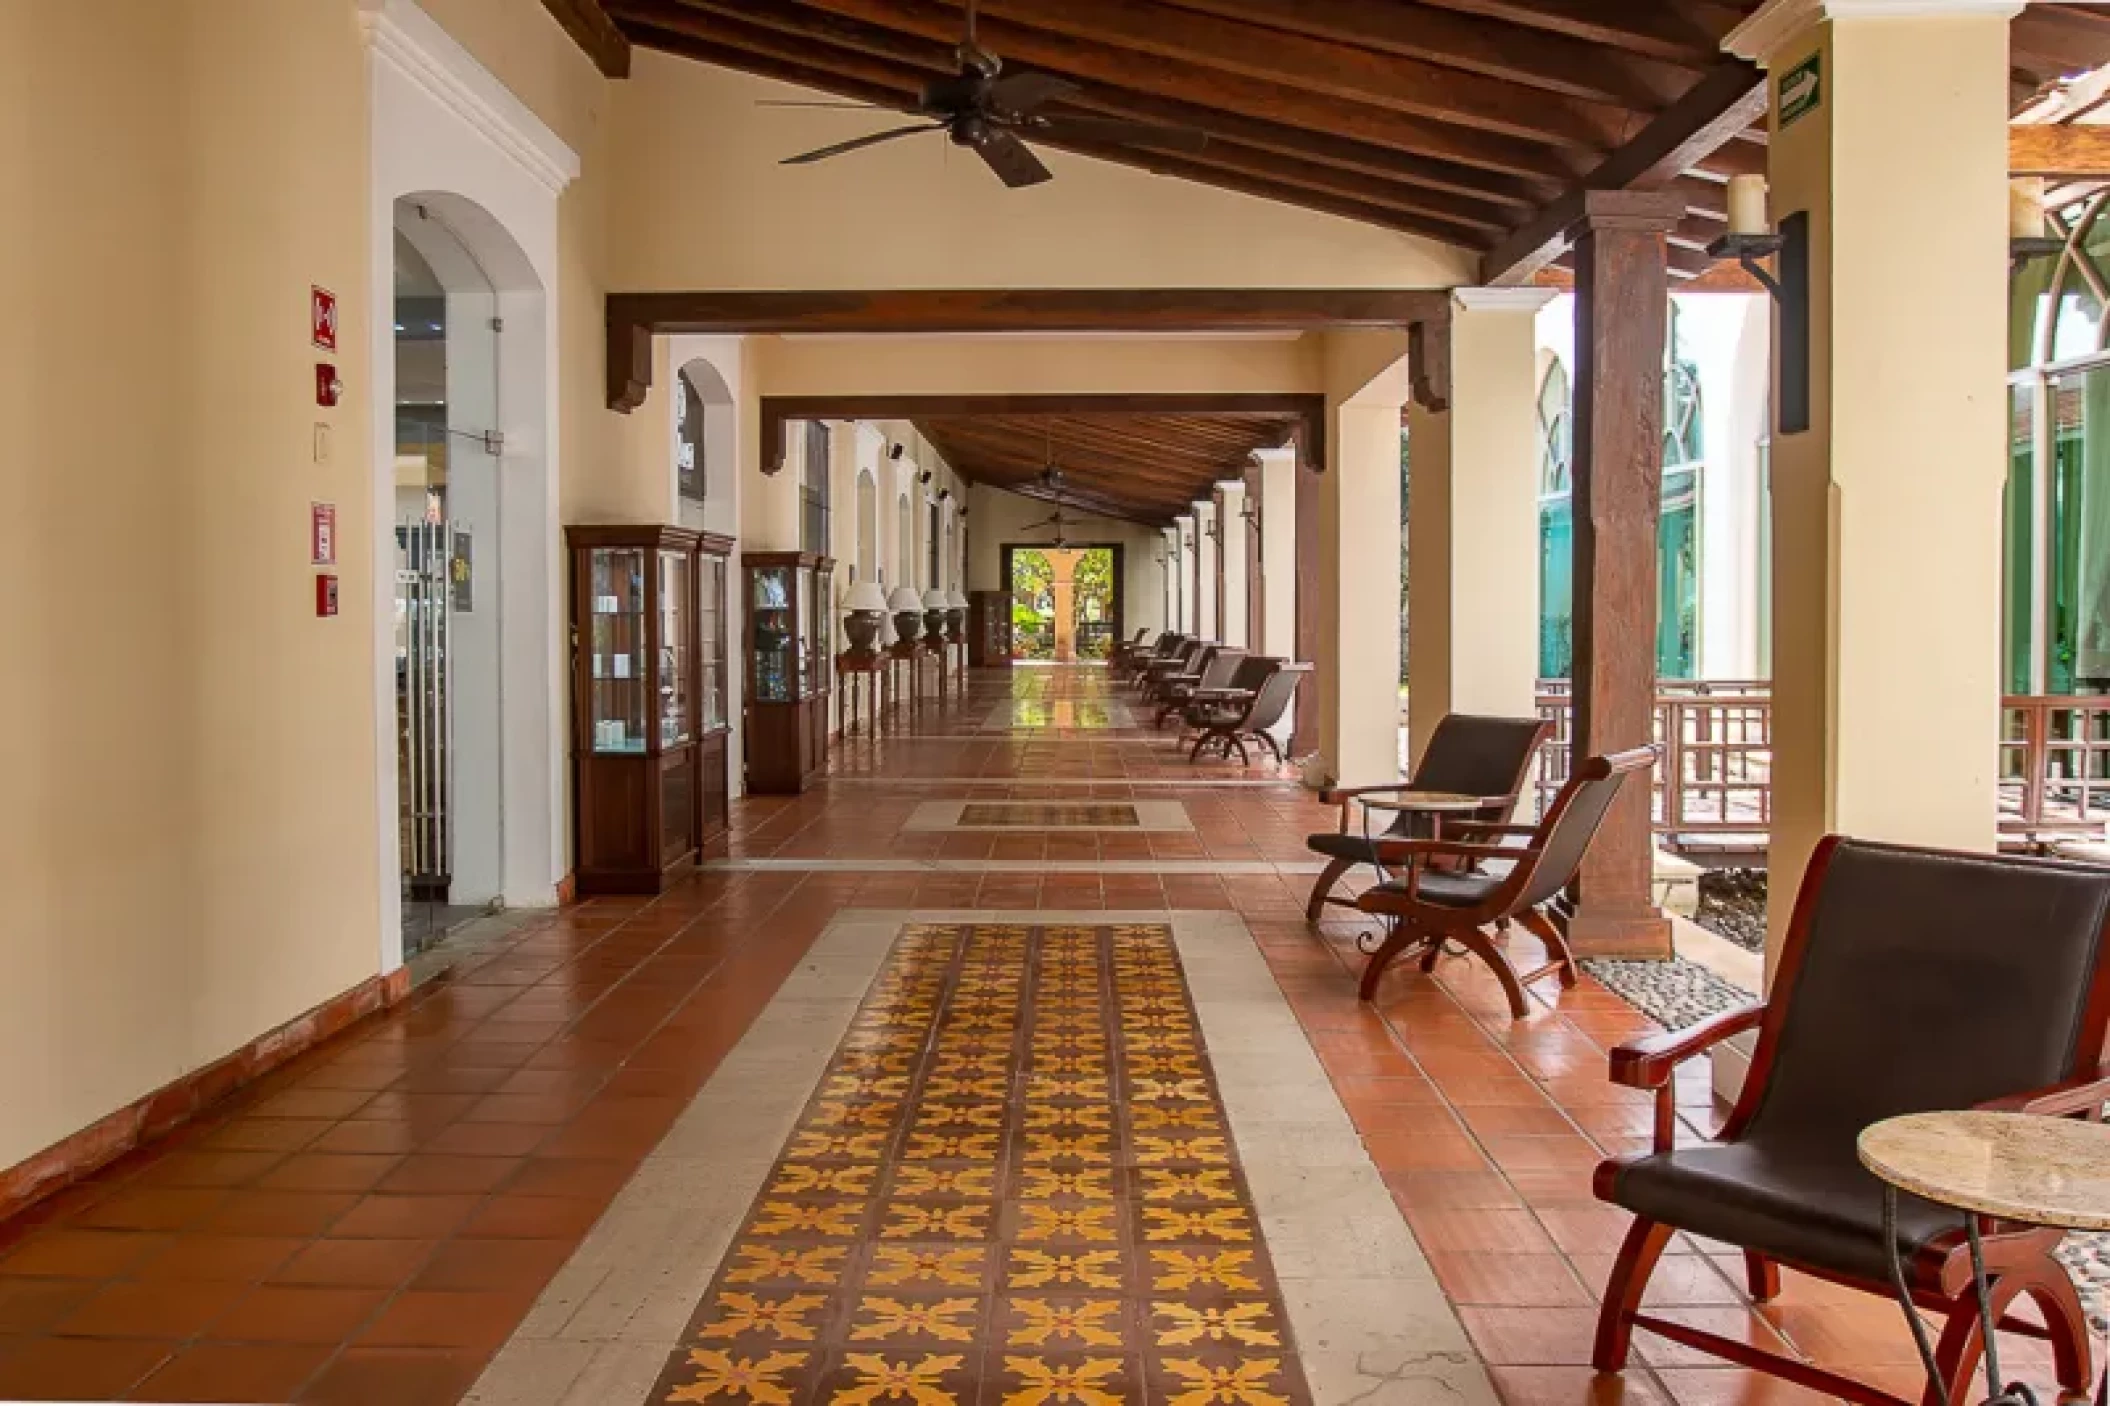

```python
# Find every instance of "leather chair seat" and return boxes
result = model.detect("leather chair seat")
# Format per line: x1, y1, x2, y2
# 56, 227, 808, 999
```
1370, 870, 1504, 909
1607, 1143, 1960, 1285
1307, 831, 1383, 864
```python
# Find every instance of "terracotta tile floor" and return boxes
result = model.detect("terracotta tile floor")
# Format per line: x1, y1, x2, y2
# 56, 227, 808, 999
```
0, 666, 2079, 1402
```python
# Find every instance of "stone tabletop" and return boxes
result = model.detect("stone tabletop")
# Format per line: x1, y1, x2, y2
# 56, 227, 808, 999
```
1858, 1110, 2110, 1232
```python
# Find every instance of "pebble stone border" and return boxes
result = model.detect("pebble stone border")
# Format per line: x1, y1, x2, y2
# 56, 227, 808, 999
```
1580, 956, 2110, 1335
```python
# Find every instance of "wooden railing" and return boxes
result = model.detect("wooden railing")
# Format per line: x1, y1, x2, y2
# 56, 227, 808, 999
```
1531, 683, 2110, 853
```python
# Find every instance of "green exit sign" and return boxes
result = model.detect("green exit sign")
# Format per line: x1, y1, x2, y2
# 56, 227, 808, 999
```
1779, 52, 1822, 130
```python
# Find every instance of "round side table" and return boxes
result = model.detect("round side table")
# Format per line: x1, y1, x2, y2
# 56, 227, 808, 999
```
1859, 1110, 2110, 1406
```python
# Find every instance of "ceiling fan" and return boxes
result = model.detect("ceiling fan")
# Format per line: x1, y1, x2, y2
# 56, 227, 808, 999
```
769, 0, 1208, 188
1017, 432, 1077, 547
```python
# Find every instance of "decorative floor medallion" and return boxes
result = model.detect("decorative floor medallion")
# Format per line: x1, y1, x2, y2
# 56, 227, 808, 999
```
651, 922, 1314, 1406
957, 804, 1142, 829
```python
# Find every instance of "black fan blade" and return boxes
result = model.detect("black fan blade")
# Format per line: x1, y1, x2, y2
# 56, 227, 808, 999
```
1029, 115, 1209, 153
971, 127, 1054, 188
783, 123, 942, 166
988, 70, 1079, 116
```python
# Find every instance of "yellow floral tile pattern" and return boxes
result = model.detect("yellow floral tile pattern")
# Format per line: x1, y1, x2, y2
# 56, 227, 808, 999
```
652, 923, 1311, 1406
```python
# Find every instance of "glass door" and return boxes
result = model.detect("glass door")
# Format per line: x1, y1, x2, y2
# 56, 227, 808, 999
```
392, 201, 501, 956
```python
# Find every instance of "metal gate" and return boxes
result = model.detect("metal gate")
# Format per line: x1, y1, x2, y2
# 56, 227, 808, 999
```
396, 519, 459, 900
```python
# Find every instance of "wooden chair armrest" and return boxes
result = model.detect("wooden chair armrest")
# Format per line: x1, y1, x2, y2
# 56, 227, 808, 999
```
1317, 781, 1419, 832
1977, 1071, 2110, 1117
1608, 1002, 1766, 1090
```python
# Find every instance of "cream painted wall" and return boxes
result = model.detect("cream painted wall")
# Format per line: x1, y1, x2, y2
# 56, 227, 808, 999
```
0, 0, 379, 1167
605, 54, 1473, 293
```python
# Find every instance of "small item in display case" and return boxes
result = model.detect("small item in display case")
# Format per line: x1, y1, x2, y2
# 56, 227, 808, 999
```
744, 551, 834, 795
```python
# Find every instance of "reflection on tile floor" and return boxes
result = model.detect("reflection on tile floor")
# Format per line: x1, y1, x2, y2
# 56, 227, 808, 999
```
650, 922, 1313, 1406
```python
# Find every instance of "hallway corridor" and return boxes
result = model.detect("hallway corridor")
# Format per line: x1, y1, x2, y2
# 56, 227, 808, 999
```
0, 669, 2017, 1403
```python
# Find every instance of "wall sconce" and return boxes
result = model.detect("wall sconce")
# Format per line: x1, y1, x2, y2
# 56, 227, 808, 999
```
2010, 178, 2064, 272
1239, 498, 1260, 526
1706, 174, 1808, 436
1204, 518, 1223, 544
888, 443, 905, 461
919, 470, 933, 485
937, 488, 952, 502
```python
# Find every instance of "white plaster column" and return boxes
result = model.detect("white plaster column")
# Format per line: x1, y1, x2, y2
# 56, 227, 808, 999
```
1728, 1, 2015, 956
1218, 481, 1250, 648
1161, 527, 1179, 632
1315, 330, 1412, 788
1255, 447, 1298, 659
1174, 514, 1197, 633
1193, 499, 1220, 641
1405, 290, 1552, 769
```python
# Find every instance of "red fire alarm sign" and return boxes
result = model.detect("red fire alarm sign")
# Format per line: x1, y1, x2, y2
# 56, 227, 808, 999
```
311, 286, 338, 352
316, 363, 343, 408
316, 574, 339, 618
311, 502, 337, 566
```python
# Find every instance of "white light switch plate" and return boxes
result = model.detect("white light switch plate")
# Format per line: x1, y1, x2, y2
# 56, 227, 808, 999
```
313, 422, 332, 465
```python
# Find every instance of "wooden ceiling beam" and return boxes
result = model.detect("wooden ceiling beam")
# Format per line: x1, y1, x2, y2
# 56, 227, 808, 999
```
2012, 125, 2110, 179
1481, 59, 1766, 285
642, 0, 1552, 210
782, 0, 1585, 180
1415, 0, 1742, 66
540, 0, 632, 76
971, 0, 1628, 151
1149, 0, 1695, 110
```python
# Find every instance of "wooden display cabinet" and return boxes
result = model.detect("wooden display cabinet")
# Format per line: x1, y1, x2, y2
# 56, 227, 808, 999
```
744, 551, 835, 794
568, 524, 702, 895
695, 532, 735, 844
969, 589, 1013, 667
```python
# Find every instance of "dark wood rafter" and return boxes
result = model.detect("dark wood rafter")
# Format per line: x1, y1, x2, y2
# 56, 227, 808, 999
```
604, 289, 1445, 412
1480, 59, 1767, 285
758, 394, 1323, 507
539, 0, 631, 77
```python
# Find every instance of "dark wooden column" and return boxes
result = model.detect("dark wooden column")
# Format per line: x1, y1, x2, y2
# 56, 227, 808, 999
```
1565, 191, 1685, 958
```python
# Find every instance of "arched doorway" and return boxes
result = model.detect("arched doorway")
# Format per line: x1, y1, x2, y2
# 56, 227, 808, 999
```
387, 194, 553, 954
856, 470, 878, 586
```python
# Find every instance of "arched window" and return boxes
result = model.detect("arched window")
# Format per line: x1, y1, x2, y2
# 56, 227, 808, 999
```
800, 422, 830, 556
1537, 357, 1572, 497
2007, 188, 2110, 695
676, 370, 706, 506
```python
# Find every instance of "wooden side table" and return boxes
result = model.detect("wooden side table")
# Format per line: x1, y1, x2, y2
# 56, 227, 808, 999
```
883, 643, 920, 728
837, 649, 884, 739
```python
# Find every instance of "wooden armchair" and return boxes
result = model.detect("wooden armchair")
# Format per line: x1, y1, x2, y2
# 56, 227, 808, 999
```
1354, 747, 1653, 1014
1306, 714, 1551, 923
1109, 628, 1156, 675
1138, 640, 1213, 704
1184, 661, 1308, 765
1591, 836, 2110, 1406
1133, 638, 1203, 696
1112, 631, 1180, 682
1154, 647, 1247, 727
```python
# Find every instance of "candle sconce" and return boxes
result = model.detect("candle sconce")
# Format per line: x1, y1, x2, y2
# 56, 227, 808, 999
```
1706, 175, 1809, 436
2009, 179, 2064, 274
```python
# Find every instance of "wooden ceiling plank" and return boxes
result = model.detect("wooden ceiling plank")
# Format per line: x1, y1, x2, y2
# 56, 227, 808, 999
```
1148, 0, 1696, 110
784, 0, 1587, 180
1415, 0, 1742, 65
974, 0, 1629, 150
541, 0, 633, 77
1480, 59, 1766, 285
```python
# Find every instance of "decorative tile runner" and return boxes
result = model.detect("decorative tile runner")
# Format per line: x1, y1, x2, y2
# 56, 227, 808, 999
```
651, 922, 1313, 1406
956, 803, 1142, 829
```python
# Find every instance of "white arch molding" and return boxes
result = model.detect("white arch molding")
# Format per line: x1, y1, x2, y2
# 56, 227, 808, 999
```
365, 0, 578, 973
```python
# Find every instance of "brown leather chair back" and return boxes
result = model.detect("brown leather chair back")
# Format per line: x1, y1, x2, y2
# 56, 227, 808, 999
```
1394, 714, 1551, 839
1242, 663, 1310, 734
1741, 840, 2110, 1153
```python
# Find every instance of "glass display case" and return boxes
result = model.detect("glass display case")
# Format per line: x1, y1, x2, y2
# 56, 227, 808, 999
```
696, 534, 734, 843
568, 525, 703, 894
743, 551, 834, 794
